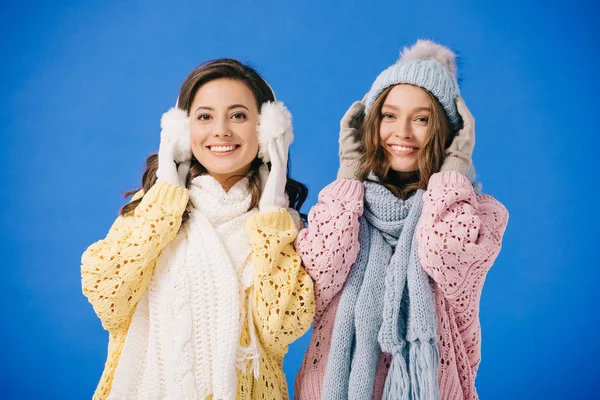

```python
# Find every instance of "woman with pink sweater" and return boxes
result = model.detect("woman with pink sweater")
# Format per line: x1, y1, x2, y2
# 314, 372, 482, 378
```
294, 40, 509, 400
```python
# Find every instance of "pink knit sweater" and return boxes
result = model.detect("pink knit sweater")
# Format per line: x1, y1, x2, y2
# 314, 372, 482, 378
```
418, 171, 508, 399
294, 172, 508, 400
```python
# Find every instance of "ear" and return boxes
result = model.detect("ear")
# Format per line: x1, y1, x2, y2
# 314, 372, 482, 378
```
160, 107, 192, 162
257, 101, 294, 163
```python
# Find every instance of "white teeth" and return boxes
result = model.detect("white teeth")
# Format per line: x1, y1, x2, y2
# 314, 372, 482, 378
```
210, 145, 236, 153
391, 145, 417, 152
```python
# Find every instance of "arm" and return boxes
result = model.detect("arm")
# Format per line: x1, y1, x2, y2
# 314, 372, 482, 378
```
81, 181, 189, 333
294, 179, 364, 320
417, 171, 509, 305
246, 208, 315, 358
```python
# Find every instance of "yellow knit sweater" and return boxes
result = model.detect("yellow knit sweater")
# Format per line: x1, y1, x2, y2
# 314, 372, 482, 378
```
81, 181, 314, 399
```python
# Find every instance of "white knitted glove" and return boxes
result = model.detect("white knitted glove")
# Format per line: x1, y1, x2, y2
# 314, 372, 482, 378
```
441, 97, 475, 175
258, 102, 294, 212
156, 107, 192, 187
337, 100, 365, 180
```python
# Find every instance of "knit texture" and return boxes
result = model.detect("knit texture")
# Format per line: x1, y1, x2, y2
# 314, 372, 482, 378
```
364, 40, 461, 131
109, 175, 258, 399
244, 208, 315, 400
323, 180, 439, 400
294, 171, 507, 400
417, 172, 508, 400
294, 180, 391, 400
81, 182, 188, 400
81, 179, 314, 400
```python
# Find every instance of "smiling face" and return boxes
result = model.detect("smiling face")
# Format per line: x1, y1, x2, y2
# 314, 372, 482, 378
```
379, 84, 432, 173
189, 78, 260, 188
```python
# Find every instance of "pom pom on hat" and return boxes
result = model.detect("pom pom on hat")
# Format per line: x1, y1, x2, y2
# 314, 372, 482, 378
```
399, 39, 457, 78
363, 39, 462, 130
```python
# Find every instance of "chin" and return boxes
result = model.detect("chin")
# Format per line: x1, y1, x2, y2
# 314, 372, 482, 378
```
205, 165, 245, 176
390, 164, 418, 173
205, 158, 254, 176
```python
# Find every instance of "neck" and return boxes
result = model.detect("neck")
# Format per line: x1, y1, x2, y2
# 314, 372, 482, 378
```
208, 165, 251, 192
387, 169, 419, 187
209, 174, 245, 192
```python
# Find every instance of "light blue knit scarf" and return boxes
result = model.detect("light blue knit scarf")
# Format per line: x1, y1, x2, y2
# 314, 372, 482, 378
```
322, 179, 439, 400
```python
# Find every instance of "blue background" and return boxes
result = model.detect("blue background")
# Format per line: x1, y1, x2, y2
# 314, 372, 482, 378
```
2, 0, 598, 398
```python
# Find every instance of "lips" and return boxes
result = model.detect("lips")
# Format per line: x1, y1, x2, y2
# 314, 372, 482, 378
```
390, 144, 417, 151
207, 144, 240, 155
388, 143, 419, 156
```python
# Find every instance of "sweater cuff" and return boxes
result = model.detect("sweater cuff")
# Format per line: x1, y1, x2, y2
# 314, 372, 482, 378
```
247, 208, 297, 233
140, 180, 189, 215
428, 171, 472, 190
321, 179, 364, 203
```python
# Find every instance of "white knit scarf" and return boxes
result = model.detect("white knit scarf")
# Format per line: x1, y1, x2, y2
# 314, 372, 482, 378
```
109, 174, 261, 400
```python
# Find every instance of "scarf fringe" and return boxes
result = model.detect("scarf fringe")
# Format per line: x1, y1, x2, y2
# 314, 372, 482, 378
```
383, 345, 410, 400
409, 339, 440, 399
236, 288, 262, 378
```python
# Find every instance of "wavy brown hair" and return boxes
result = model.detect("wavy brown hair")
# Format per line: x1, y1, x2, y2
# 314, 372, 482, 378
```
120, 58, 308, 221
358, 85, 455, 199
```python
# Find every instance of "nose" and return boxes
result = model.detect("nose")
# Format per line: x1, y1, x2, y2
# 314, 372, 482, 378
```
393, 120, 412, 139
214, 118, 232, 138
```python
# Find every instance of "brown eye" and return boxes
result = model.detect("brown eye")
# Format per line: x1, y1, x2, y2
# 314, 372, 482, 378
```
232, 112, 247, 121
197, 114, 211, 121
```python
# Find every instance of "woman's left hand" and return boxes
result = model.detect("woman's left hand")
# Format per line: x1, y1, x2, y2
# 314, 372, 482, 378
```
441, 97, 476, 175
258, 102, 294, 212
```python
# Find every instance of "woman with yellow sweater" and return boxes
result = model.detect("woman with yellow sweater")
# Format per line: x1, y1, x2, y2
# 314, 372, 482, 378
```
81, 59, 315, 400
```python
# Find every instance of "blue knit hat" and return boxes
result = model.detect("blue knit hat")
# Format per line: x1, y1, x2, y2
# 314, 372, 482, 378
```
364, 39, 462, 130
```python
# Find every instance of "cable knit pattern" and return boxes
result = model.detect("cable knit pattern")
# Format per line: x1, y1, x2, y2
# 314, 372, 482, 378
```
110, 175, 257, 399
82, 179, 314, 400
81, 181, 189, 400
417, 171, 509, 400
294, 180, 389, 400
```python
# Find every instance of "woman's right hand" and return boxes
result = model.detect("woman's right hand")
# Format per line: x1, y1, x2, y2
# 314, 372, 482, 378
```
337, 100, 365, 180
156, 107, 192, 187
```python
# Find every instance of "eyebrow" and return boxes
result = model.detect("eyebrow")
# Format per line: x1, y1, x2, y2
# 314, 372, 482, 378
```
194, 104, 250, 112
382, 104, 431, 112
